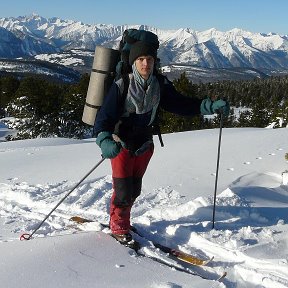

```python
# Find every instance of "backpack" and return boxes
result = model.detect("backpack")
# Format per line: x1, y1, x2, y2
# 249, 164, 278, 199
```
115, 29, 160, 80
115, 29, 164, 147
84, 28, 163, 135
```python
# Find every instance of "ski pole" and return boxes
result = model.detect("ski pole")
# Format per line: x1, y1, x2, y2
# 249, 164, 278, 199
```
212, 111, 224, 229
20, 156, 106, 240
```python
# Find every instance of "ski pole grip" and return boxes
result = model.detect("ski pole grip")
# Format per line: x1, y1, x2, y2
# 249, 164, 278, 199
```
215, 107, 224, 114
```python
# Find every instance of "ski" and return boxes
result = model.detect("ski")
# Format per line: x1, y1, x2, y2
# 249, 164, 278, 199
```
151, 242, 213, 266
69, 216, 213, 266
70, 216, 98, 224
69, 216, 227, 282
128, 224, 214, 266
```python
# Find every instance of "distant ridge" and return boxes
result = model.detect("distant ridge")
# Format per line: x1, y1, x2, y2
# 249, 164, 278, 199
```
0, 14, 288, 70
0, 14, 288, 83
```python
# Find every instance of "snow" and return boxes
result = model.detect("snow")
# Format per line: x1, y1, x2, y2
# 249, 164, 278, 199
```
2, 14, 288, 70
1, 125, 288, 287
35, 53, 85, 66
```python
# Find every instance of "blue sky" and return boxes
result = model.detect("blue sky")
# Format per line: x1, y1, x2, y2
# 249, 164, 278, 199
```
1, 0, 287, 35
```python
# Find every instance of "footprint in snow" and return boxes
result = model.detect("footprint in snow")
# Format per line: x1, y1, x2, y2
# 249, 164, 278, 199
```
211, 168, 234, 175
7, 177, 19, 181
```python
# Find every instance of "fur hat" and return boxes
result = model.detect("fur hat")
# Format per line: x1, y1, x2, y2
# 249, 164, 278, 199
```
129, 41, 157, 65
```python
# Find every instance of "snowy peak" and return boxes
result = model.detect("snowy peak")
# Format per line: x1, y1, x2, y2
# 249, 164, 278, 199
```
0, 14, 288, 70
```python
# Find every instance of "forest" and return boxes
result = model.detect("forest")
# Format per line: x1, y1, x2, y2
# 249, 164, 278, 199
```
0, 72, 288, 141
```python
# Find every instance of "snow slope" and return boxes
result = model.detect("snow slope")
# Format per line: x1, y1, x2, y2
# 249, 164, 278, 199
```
1, 127, 288, 287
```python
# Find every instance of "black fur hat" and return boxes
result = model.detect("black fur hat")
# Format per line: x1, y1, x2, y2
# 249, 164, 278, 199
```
129, 41, 158, 65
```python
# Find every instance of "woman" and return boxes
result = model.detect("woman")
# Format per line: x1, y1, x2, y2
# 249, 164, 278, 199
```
94, 36, 229, 248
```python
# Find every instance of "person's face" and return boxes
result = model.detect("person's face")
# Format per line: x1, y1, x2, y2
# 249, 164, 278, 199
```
135, 56, 154, 80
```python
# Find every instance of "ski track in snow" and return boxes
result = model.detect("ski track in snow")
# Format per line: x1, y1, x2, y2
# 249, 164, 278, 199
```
1, 129, 288, 287
1, 173, 288, 287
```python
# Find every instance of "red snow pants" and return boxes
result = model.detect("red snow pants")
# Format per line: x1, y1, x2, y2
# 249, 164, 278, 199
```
110, 145, 154, 234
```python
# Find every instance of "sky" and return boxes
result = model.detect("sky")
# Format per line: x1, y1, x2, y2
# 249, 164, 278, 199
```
0, 0, 287, 35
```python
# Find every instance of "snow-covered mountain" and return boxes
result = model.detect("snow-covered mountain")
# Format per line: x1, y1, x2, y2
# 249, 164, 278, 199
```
1, 14, 288, 71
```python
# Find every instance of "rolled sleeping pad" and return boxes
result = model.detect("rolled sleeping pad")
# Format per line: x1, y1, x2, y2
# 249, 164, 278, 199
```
82, 46, 120, 126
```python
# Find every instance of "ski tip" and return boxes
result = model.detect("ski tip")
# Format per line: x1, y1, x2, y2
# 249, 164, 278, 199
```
176, 253, 214, 266
69, 216, 93, 224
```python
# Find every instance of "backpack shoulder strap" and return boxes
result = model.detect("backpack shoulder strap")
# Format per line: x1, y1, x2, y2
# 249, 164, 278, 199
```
122, 74, 130, 101
115, 74, 130, 119
156, 74, 166, 94
153, 74, 165, 147
116, 74, 130, 104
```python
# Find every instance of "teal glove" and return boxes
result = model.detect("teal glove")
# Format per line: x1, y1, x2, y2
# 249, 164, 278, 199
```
96, 132, 121, 159
200, 98, 230, 116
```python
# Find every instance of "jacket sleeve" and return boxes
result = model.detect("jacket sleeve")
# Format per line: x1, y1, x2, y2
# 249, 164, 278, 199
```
93, 82, 123, 136
159, 76, 202, 116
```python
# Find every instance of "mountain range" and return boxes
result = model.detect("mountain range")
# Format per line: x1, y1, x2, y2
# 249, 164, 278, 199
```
0, 14, 288, 82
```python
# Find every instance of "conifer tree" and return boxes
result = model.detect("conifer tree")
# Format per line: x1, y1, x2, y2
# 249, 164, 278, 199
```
160, 73, 202, 133
0, 76, 20, 115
